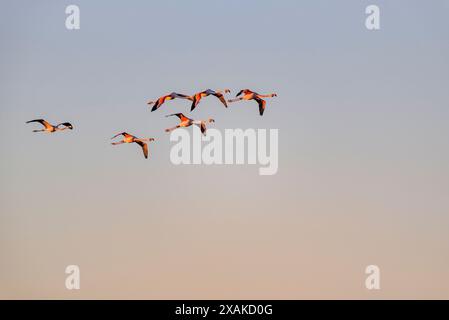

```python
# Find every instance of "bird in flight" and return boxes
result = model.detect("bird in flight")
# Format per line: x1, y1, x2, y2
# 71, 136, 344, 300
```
26, 119, 73, 132
190, 89, 231, 111
227, 89, 277, 116
147, 92, 193, 112
111, 132, 155, 159
165, 113, 215, 136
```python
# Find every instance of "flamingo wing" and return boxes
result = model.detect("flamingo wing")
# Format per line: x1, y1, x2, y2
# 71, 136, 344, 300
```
212, 92, 228, 108
135, 140, 148, 159
194, 122, 207, 135
254, 97, 266, 116
172, 92, 192, 100
26, 119, 53, 129
150, 96, 165, 112
57, 122, 73, 129
166, 113, 191, 122
111, 132, 132, 139
190, 93, 203, 111
200, 122, 207, 135
236, 89, 253, 97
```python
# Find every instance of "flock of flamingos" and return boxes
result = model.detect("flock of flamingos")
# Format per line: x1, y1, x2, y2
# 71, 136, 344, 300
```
26, 89, 278, 159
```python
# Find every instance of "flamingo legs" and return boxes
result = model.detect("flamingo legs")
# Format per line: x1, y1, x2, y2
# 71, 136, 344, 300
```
227, 97, 244, 103
165, 125, 181, 133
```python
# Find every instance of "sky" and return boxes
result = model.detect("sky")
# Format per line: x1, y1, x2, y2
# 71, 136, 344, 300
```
1, 0, 449, 299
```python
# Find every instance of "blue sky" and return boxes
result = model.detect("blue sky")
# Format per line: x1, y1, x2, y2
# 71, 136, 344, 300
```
1, 0, 448, 298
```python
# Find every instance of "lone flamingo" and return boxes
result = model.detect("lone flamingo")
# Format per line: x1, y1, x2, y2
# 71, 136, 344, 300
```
111, 132, 155, 159
227, 89, 277, 116
26, 119, 73, 132
147, 92, 193, 112
165, 113, 215, 136
190, 89, 230, 111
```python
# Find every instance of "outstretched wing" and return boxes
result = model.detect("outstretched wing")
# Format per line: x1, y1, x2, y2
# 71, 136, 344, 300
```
111, 132, 131, 139
200, 122, 207, 135
150, 96, 167, 112
26, 119, 53, 129
172, 92, 192, 100
254, 97, 266, 116
57, 122, 73, 129
190, 93, 203, 111
236, 89, 254, 97
194, 122, 207, 135
166, 113, 191, 122
135, 140, 148, 159
151, 93, 191, 112
212, 92, 228, 108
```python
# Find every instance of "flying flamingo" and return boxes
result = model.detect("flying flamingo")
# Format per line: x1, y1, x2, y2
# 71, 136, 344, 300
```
165, 113, 215, 136
147, 92, 193, 112
190, 89, 231, 111
26, 119, 73, 132
227, 89, 277, 116
111, 132, 155, 159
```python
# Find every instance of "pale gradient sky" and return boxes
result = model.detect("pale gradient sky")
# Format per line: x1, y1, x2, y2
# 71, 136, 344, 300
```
1, 0, 449, 299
